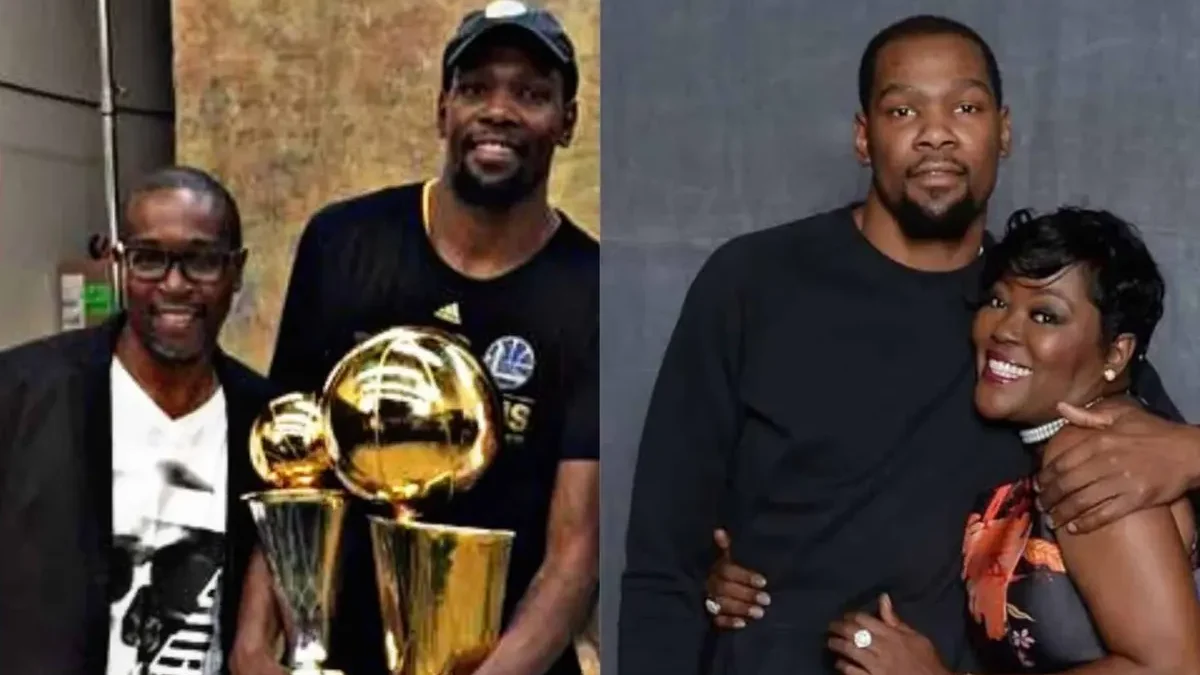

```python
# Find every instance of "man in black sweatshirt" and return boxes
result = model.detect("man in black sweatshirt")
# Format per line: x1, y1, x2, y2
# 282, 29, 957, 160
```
618, 15, 1200, 675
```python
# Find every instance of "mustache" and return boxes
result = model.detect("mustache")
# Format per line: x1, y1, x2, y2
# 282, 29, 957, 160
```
907, 158, 968, 177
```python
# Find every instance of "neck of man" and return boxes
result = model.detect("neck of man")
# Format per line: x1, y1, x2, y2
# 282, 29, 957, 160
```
855, 186, 987, 273
114, 326, 218, 420
429, 172, 560, 281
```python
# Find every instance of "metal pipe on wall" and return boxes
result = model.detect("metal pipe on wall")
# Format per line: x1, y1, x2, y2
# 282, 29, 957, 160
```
97, 0, 123, 308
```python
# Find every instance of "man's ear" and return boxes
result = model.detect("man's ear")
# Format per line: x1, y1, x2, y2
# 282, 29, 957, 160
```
853, 112, 870, 167
231, 249, 247, 293
437, 90, 448, 139
560, 99, 578, 148
999, 105, 1012, 159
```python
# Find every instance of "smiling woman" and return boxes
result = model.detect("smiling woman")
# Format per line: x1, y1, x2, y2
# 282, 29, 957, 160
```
972, 207, 1165, 429
890, 206, 1200, 675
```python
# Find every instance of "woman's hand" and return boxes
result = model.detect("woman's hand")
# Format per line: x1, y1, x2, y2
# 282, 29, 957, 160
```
704, 529, 771, 629
827, 594, 952, 675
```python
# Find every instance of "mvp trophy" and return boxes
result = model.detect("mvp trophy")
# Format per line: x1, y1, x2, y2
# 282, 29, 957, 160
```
321, 326, 514, 675
244, 392, 348, 675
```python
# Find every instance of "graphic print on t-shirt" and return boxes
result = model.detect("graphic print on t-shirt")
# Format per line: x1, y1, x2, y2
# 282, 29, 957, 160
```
109, 468, 225, 675
109, 360, 228, 675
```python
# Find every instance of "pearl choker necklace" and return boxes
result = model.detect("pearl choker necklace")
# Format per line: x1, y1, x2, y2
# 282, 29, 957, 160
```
1019, 419, 1067, 444
1017, 396, 1111, 445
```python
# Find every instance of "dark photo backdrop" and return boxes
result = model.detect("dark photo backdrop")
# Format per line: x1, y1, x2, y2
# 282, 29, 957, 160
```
600, 0, 1200, 665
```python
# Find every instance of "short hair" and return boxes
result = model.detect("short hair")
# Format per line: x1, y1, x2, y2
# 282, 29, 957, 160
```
121, 165, 242, 249
981, 207, 1166, 364
858, 15, 1003, 112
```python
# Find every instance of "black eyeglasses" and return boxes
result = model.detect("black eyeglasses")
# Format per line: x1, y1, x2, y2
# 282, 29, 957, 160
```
115, 241, 243, 284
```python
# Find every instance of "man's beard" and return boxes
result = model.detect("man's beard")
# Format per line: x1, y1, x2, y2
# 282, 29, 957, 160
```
875, 177, 984, 242
449, 160, 541, 211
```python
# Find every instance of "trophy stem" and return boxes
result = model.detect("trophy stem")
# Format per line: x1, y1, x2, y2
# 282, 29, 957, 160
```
368, 516, 515, 675
244, 489, 347, 675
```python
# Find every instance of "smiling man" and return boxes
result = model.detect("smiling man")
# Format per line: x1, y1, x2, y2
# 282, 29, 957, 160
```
618, 14, 1200, 675
230, 3, 598, 675
0, 166, 281, 675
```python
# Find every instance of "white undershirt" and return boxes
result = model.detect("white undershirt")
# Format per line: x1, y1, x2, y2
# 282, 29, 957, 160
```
107, 358, 228, 675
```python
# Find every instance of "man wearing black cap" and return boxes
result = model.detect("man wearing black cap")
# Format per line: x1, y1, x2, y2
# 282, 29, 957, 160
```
229, 3, 597, 675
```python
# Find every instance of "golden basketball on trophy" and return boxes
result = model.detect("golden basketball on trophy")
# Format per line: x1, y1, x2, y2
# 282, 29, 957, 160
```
244, 392, 348, 675
321, 325, 501, 514
249, 392, 333, 488
321, 325, 515, 675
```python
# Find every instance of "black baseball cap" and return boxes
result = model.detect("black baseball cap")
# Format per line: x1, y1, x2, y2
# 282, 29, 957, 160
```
442, 0, 579, 101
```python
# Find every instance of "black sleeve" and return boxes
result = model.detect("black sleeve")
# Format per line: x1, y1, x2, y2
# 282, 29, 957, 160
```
269, 213, 330, 393
0, 354, 17, 492
618, 244, 745, 675
1132, 358, 1185, 423
559, 319, 598, 462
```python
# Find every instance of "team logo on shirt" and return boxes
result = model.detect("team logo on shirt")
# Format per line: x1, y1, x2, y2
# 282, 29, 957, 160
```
434, 302, 461, 325
483, 335, 536, 391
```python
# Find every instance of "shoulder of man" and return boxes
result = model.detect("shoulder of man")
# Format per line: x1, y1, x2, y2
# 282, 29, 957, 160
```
0, 325, 105, 384
693, 202, 858, 287
214, 353, 285, 410
304, 181, 425, 237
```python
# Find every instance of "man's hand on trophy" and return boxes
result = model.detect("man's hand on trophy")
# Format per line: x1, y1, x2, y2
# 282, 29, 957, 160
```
441, 644, 492, 675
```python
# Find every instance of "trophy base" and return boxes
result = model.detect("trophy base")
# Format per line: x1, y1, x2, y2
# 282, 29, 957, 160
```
368, 516, 515, 675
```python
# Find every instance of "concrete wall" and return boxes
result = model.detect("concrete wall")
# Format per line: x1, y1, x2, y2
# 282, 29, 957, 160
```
0, 0, 174, 349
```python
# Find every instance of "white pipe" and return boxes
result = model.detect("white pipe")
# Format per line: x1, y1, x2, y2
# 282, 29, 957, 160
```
97, 0, 122, 307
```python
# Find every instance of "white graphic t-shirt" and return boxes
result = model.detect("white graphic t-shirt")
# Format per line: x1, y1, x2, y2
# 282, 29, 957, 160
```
108, 359, 229, 675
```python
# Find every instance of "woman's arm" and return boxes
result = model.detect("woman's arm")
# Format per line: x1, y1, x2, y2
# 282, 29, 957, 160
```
1045, 497, 1200, 675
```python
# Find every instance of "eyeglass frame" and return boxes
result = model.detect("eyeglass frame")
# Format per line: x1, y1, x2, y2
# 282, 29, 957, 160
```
112, 240, 246, 284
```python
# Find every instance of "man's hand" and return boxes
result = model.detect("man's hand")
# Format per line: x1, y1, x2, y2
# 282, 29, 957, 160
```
443, 645, 492, 675
1037, 401, 1200, 534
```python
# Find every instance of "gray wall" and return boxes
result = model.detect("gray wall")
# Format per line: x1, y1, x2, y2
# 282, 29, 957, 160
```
0, 0, 174, 348
600, 0, 1200, 665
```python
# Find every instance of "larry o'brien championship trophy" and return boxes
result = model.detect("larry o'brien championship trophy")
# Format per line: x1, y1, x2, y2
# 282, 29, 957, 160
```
244, 392, 347, 675
246, 325, 515, 675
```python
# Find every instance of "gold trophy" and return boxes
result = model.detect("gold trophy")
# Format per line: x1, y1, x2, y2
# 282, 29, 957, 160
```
244, 392, 348, 675
321, 326, 514, 675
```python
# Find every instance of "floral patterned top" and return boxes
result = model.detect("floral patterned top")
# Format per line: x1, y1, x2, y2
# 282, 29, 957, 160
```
961, 477, 1200, 671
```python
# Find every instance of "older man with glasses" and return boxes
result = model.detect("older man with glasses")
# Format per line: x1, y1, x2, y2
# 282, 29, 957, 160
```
0, 165, 281, 675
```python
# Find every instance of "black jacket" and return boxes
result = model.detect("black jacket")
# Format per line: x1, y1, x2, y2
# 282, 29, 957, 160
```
0, 316, 281, 675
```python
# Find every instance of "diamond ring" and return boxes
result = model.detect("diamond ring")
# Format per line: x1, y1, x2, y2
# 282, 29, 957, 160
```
853, 628, 872, 649
705, 598, 721, 615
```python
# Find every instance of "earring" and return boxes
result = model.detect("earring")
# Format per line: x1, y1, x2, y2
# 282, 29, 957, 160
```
1103, 368, 1116, 382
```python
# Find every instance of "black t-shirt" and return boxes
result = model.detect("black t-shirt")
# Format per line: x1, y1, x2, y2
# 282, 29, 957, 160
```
270, 180, 598, 675
617, 203, 1182, 675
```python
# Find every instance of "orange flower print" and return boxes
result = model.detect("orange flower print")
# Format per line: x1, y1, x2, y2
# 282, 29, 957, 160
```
962, 482, 1033, 641
1024, 537, 1066, 573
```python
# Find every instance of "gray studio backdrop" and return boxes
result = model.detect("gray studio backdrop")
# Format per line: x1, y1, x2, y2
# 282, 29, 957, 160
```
600, 0, 1200, 666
